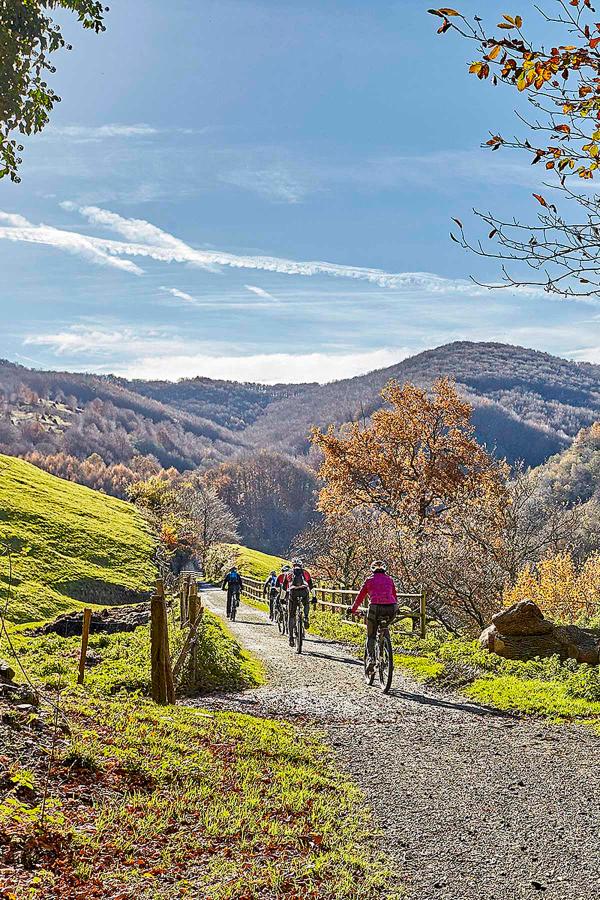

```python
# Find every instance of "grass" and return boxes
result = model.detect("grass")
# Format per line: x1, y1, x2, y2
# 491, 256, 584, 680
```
0, 454, 156, 623
228, 543, 286, 580
2, 609, 263, 698
1, 697, 397, 900
1, 586, 396, 898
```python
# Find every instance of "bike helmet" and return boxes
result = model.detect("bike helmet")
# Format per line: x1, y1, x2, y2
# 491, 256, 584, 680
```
231, 566, 238, 572
270, 570, 276, 576
370, 560, 387, 572
281, 564, 291, 572
292, 558, 303, 567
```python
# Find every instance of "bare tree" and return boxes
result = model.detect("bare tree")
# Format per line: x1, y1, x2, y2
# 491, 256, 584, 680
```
176, 479, 239, 568
431, 3, 600, 298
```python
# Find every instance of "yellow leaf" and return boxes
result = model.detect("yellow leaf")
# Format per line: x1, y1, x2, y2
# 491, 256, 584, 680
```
439, 7, 460, 14
488, 44, 501, 60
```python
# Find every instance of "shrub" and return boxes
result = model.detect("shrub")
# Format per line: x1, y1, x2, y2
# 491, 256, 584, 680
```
504, 551, 600, 623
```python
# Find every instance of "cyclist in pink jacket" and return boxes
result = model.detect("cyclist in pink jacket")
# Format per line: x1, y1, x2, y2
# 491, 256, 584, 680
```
351, 562, 398, 674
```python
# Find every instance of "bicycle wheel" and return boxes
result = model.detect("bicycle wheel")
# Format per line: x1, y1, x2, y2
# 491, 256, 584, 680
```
282, 604, 288, 635
378, 629, 393, 693
295, 607, 304, 654
363, 641, 375, 686
230, 593, 238, 622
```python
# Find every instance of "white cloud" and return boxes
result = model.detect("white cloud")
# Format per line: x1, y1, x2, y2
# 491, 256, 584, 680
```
22, 323, 403, 383
24, 325, 177, 357
244, 284, 278, 301
220, 166, 312, 203
0, 212, 143, 275
0, 203, 504, 294
99, 347, 405, 383
160, 286, 196, 303
48, 124, 159, 140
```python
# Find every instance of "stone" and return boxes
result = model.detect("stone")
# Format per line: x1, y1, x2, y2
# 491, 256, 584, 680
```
30, 603, 151, 637
85, 649, 102, 667
0, 659, 16, 684
480, 599, 600, 664
492, 600, 553, 636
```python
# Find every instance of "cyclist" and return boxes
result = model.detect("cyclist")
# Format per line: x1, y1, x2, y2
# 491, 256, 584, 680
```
263, 570, 279, 620
285, 559, 314, 647
351, 561, 397, 675
274, 564, 290, 627
221, 566, 243, 619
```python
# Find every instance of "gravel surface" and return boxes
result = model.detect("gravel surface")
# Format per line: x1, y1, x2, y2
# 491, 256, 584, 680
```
192, 588, 600, 900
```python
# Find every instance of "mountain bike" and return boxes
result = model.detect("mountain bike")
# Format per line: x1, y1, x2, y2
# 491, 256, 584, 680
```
275, 595, 288, 635
364, 615, 394, 693
288, 589, 306, 654
229, 587, 241, 622
294, 599, 304, 654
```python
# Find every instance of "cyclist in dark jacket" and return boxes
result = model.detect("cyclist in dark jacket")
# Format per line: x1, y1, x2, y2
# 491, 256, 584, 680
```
263, 570, 279, 620
285, 559, 314, 646
222, 567, 243, 619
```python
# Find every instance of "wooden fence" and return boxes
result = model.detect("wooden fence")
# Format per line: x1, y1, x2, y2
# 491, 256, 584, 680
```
241, 574, 427, 638
150, 574, 204, 705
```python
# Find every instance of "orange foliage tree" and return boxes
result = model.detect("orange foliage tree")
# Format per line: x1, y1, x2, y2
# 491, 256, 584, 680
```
505, 550, 600, 622
430, 3, 600, 298
313, 378, 507, 535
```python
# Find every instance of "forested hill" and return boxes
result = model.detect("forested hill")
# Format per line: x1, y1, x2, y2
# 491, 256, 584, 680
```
2, 341, 600, 471
244, 342, 600, 466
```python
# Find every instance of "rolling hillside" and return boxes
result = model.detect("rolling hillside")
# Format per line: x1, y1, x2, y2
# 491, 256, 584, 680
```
0, 454, 156, 623
3, 341, 600, 471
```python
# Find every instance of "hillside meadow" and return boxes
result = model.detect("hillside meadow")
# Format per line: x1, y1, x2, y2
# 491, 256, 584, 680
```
0, 454, 156, 623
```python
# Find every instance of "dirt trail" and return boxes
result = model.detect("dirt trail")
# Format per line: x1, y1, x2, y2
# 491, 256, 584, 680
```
193, 588, 600, 900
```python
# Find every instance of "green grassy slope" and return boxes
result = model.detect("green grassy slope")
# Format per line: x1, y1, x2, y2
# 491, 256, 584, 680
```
221, 543, 286, 579
0, 454, 156, 623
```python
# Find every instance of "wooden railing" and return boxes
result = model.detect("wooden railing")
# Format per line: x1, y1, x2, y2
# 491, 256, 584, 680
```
240, 574, 427, 638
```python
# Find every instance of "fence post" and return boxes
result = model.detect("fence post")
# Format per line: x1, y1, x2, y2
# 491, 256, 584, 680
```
151, 579, 175, 705
420, 588, 427, 639
77, 607, 93, 685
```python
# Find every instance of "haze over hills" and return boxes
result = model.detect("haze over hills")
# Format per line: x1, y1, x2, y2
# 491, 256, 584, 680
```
2, 341, 600, 473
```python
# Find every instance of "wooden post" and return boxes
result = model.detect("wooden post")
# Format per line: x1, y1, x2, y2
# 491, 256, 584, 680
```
180, 575, 190, 627
420, 588, 427, 639
77, 607, 93, 685
151, 579, 175, 705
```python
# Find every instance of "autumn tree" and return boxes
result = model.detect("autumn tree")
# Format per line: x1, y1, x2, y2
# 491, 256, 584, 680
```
1, 1, 108, 182
313, 378, 507, 534
430, 2, 600, 298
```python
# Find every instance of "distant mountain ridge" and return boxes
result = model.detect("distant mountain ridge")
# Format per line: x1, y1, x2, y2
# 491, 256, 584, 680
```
2, 341, 600, 471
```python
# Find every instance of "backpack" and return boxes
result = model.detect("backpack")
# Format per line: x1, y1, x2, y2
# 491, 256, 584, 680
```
291, 566, 307, 588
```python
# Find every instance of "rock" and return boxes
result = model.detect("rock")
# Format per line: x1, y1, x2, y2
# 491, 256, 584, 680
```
0, 659, 16, 683
30, 603, 151, 637
85, 649, 102, 667
492, 600, 553, 636
480, 599, 600, 664
0, 682, 40, 706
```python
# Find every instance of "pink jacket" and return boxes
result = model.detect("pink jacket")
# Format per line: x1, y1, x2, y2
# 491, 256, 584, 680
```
351, 572, 397, 614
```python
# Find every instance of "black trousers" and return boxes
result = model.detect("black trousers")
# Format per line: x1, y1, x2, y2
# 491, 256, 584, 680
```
288, 588, 309, 638
227, 587, 240, 617
366, 603, 397, 662
268, 588, 278, 618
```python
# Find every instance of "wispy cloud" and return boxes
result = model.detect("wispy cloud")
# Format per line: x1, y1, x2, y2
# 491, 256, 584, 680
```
24, 325, 177, 357
220, 166, 313, 204
0, 203, 505, 295
47, 124, 159, 141
244, 284, 278, 301
0, 211, 143, 275
23, 323, 403, 383
160, 286, 197, 303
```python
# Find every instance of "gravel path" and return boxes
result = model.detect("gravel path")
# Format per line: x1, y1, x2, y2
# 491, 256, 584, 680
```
192, 588, 600, 900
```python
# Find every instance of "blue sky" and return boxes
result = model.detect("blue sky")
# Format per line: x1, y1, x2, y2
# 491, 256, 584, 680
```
2, 0, 600, 383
